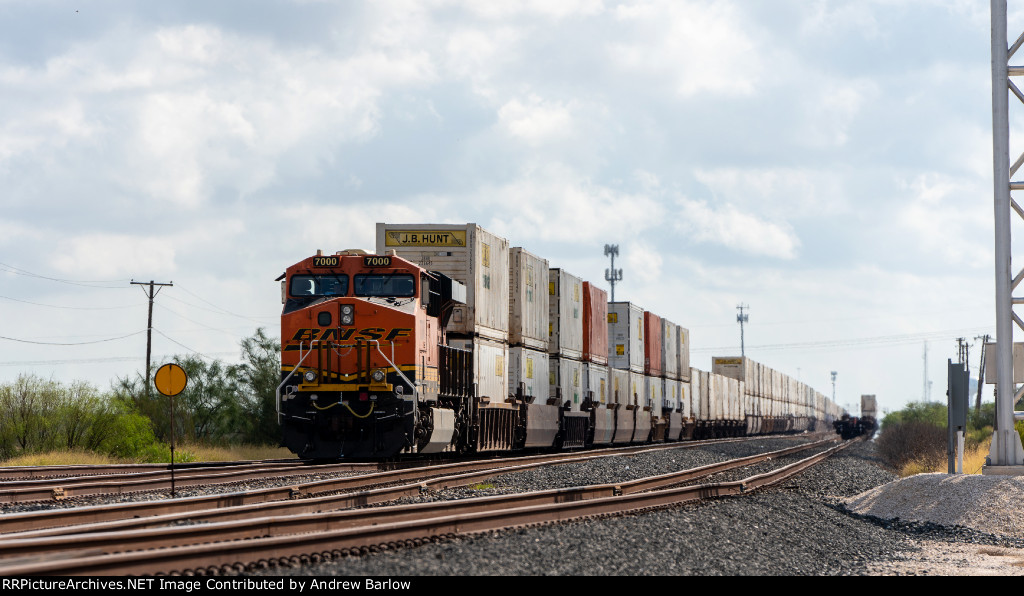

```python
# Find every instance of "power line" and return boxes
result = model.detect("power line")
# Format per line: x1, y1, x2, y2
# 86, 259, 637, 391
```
0, 330, 147, 346
0, 262, 129, 288
691, 326, 993, 353
0, 294, 142, 311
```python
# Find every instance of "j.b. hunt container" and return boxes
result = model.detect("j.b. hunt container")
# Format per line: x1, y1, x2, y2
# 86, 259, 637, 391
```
607, 302, 644, 373
548, 269, 583, 359
509, 248, 548, 351
376, 223, 509, 343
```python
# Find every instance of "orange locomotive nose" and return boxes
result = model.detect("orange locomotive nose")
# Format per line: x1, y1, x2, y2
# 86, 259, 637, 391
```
277, 252, 444, 459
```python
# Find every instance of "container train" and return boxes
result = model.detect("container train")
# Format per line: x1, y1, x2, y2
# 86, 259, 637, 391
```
277, 223, 847, 460
833, 394, 878, 440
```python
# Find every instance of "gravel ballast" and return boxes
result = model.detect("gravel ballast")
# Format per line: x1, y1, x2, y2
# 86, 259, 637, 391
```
8, 436, 1020, 575
242, 436, 949, 576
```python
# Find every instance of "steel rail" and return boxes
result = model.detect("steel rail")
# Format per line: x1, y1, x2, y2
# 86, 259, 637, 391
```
0, 436, 753, 505
0, 439, 856, 576
0, 436, 759, 534
0, 438, 840, 564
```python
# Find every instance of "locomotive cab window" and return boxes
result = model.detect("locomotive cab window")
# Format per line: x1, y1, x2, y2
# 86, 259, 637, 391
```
354, 274, 416, 297
284, 274, 349, 314
289, 274, 349, 297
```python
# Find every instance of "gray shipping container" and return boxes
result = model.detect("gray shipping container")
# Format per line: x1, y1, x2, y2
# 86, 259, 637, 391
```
608, 302, 644, 373
447, 335, 509, 404
508, 247, 549, 350
550, 356, 584, 410
678, 327, 691, 381
548, 269, 583, 359
376, 223, 509, 342
661, 319, 680, 380
508, 346, 550, 402
584, 362, 609, 405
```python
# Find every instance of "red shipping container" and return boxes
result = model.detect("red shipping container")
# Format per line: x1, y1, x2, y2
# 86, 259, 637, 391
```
582, 282, 608, 364
644, 311, 663, 377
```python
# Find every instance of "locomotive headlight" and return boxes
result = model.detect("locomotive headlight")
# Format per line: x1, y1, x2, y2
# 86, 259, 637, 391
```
304, 370, 317, 382
371, 369, 386, 383
340, 304, 354, 326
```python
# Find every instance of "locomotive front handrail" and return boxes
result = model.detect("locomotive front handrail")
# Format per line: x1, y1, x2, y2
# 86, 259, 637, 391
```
276, 341, 314, 423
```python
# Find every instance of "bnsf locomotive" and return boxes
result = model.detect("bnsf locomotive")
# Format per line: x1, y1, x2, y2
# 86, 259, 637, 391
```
277, 223, 848, 460
278, 250, 476, 459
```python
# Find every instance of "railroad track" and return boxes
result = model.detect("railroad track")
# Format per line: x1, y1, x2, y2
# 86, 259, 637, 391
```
0, 436, 856, 576
0, 435, 781, 507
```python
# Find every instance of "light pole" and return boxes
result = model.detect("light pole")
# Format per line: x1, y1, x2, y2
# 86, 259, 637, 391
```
737, 304, 749, 357
604, 244, 623, 303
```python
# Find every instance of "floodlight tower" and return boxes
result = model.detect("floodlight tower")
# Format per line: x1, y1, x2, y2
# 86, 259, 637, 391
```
736, 304, 749, 357
988, 0, 1024, 470
604, 244, 623, 303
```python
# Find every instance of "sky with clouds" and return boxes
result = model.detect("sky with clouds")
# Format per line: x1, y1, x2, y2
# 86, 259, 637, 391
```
1, 0, 1018, 418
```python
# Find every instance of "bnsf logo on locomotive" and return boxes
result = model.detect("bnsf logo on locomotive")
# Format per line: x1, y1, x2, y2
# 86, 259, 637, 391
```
288, 327, 412, 343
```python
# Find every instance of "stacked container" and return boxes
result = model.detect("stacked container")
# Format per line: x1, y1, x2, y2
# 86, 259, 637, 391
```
377, 222, 510, 403
582, 282, 613, 444
507, 247, 550, 401
608, 302, 646, 443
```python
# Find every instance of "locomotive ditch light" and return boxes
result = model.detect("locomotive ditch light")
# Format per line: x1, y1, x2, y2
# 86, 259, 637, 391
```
371, 369, 386, 383
304, 370, 317, 382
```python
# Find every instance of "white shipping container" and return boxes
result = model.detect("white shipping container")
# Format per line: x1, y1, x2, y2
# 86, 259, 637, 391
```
664, 378, 680, 411
583, 362, 609, 405
508, 346, 550, 402
550, 356, 584, 411
679, 381, 692, 419
678, 327, 691, 381
644, 375, 662, 410
608, 302, 644, 373
661, 319, 680, 380
447, 336, 509, 404
611, 367, 632, 406
548, 269, 584, 359
696, 369, 711, 422
508, 248, 549, 350
628, 371, 644, 408
377, 223, 509, 342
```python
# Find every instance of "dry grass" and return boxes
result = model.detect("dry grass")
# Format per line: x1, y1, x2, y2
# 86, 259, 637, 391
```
0, 444, 296, 467
177, 444, 296, 462
899, 436, 992, 476
2, 450, 127, 467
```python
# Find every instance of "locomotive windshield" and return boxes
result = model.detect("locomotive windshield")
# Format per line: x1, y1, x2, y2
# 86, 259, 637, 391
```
290, 274, 349, 297
354, 274, 416, 297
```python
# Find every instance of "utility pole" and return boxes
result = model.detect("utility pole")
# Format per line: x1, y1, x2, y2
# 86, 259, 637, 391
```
604, 245, 623, 303
736, 304, 749, 357
131, 280, 173, 396
831, 370, 838, 405
976, 333, 991, 415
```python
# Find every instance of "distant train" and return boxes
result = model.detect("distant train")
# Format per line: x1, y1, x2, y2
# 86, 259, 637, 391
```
276, 223, 848, 460
833, 395, 878, 440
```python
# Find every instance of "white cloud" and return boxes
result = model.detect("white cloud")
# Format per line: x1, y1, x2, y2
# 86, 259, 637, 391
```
693, 167, 849, 219
609, 0, 763, 97
674, 197, 801, 260
497, 94, 576, 145
897, 173, 991, 268
51, 234, 178, 278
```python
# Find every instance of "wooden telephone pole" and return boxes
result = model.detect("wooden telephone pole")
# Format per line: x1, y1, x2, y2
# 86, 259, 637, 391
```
130, 280, 173, 395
